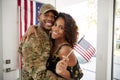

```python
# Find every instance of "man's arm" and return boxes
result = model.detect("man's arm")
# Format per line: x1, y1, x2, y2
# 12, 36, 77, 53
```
22, 25, 38, 42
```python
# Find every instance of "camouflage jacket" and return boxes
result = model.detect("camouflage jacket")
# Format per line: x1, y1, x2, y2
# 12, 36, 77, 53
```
18, 26, 52, 76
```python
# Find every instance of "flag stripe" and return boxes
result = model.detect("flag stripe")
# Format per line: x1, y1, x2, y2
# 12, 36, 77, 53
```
74, 38, 96, 63
75, 45, 90, 61
27, 0, 30, 29
24, 0, 27, 32
18, 0, 21, 6
30, 1, 33, 25
21, 0, 24, 36
88, 47, 95, 55
74, 47, 89, 61
86, 49, 92, 57
19, 1, 22, 41
74, 45, 89, 61
18, 0, 22, 70
33, 2, 36, 25
86, 47, 94, 57
77, 44, 92, 58
75, 44, 88, 57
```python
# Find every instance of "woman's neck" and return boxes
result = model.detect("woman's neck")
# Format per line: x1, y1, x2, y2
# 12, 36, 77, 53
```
51, 39, 68, 54
54, 39, 68, 47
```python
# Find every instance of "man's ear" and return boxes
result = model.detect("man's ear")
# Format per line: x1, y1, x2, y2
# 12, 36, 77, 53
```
37, 15, 40, 21
38, 13, 41, 21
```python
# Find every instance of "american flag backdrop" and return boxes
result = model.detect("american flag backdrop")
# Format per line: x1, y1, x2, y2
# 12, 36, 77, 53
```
17, 0, 43, 41
17, 1, 43, 78
74, 36, 96, 64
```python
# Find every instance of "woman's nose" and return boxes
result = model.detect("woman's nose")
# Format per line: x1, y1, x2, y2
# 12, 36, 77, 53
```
53, 26, 58, 31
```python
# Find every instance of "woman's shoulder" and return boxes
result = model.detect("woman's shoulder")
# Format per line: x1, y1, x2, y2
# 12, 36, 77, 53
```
58, 44, 72, 57
59, 44, 78, 66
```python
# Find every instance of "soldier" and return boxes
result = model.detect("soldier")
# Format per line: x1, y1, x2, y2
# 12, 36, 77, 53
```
18, 4, 58, 80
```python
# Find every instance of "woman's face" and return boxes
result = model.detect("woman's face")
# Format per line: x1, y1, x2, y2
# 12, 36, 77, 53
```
51, 17, 65, 40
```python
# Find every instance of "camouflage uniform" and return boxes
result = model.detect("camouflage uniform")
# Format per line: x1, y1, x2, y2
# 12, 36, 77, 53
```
18, 26, 52, 80
45, 70, 65, 80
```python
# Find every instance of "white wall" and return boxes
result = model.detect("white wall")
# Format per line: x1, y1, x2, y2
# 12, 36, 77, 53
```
96, 0, 114, 80
35, 0, 55, 6
0, 0, 3, 79
56, 0, 86, 10
1, 0, 19, 80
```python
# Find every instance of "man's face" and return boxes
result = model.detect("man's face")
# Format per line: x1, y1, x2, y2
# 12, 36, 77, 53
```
39, 11, 55, 31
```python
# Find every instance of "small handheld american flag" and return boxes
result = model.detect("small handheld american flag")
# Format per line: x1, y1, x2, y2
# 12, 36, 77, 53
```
67, 36, 96, 64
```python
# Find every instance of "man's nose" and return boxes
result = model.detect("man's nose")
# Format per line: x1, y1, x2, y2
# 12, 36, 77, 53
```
47, 15, 54, 20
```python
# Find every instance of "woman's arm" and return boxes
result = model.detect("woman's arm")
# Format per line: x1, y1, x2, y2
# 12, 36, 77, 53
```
56, 58, 72, 80
56, 46, 77, 80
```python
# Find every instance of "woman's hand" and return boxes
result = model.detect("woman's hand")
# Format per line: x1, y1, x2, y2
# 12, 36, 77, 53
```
21, 25, 38, 42
56, 56, 72, 80
56, 56, 69, 74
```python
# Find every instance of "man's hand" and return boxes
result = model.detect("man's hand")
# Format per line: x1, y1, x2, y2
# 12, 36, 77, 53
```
21, 25, 38, 42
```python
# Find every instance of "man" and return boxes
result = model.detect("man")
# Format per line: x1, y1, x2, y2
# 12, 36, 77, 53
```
18, 4, 58, 80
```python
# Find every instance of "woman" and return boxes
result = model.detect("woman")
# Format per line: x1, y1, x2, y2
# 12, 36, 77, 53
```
47, 12, 83, 80
22, 12, 83, 80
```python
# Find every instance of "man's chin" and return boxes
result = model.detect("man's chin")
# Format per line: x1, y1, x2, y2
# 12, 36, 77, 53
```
45, 27, 51, 31
46, 26, 52, 30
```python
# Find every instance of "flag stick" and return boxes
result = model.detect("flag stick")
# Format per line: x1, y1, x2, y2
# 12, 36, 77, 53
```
66, 50, 73, 58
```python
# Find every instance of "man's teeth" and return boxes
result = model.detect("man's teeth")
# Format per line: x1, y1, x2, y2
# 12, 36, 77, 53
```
46, 23, 52, 26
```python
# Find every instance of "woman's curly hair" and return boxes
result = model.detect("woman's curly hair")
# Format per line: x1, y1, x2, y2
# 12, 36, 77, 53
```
56, 12, 79, 48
